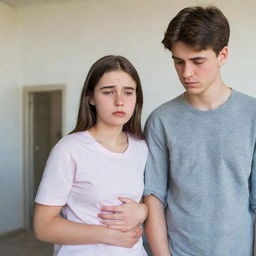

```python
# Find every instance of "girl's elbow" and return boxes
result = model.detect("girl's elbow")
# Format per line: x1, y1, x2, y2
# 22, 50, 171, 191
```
33, 223, 45, 241
33, 218, 49, 242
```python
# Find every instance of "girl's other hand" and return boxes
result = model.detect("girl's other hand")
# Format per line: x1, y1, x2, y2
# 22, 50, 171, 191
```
98, 197, 148, 231
107, 225, 142, 248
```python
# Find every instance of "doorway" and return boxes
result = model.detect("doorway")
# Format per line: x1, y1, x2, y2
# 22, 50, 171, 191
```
23, 85, 66, 229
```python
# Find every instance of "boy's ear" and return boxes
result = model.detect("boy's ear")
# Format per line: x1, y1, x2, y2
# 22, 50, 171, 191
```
218, 46, 228, 66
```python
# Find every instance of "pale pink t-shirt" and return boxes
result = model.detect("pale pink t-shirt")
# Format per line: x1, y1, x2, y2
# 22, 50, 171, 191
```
35, 131, 148, 256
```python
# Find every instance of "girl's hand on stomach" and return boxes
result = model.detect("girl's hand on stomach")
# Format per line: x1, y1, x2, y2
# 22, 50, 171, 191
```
98, 197, 148, 232
106, 225, 143, 248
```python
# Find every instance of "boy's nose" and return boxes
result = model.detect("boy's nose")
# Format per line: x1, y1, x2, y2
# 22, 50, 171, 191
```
183, 63, 194, 79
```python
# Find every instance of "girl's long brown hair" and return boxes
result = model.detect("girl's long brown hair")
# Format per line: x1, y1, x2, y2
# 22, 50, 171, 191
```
69, 55, 144, 138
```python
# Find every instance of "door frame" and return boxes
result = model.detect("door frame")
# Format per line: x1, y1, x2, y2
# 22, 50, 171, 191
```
22, 84, 66, 230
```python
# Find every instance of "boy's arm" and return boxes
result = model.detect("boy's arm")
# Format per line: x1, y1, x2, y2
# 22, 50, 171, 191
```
254, 214, 256, 256
144, 195, 171, 256
250, 142, 256, 255
143, 114, 170, 255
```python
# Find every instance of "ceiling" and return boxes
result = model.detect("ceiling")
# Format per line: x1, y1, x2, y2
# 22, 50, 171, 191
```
0, 0, 69, 7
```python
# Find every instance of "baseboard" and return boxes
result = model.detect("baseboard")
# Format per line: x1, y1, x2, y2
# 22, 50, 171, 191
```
0, 228, 26, 239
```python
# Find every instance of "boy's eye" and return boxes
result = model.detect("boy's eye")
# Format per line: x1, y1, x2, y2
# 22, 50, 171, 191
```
194, 61, 204, 65
174, 60, 183, 65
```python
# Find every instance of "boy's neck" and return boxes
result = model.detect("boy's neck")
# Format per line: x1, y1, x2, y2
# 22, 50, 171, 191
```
184, 83, 232, 111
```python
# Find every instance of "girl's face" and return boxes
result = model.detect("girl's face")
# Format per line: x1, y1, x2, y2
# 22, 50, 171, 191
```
90, 70, 137, 129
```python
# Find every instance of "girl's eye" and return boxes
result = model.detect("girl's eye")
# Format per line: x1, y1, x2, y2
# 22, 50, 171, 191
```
124, 91, 134, 96
102, 91, 113, 95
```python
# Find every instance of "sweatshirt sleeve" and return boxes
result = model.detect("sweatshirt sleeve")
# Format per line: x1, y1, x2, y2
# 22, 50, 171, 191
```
143, 114, 169, 204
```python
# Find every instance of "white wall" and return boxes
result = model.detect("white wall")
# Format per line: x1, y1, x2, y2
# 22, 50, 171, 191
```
17, 0, 256, 128
1, 0, 256, 234
0, 2, 23, 234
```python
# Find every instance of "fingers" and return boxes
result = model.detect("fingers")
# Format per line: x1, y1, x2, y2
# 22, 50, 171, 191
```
99, 218, 134, 231
100, 197, 136, 212
98, 212, 128, 228
128, 226, 142, 239
118, 197, 134, 204
100, 205, 122, 213
134, 226, 143, 237
98, 212, 124, 221
100, 220, 125, 226
106, 224, 143, 234
107, 225, 130, 232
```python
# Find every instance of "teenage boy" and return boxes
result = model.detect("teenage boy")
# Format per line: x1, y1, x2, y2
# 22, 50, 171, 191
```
144, 6, 256, 256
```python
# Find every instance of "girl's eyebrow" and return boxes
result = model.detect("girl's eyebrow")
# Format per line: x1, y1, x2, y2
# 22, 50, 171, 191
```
124, 87, 136, 90
99, 86, 135, 90
99, 85, 115, 90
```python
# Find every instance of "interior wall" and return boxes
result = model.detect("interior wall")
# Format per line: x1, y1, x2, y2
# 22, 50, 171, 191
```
0, 0, 255, 234
17, 0, 256, 130
0, 2, 23, 234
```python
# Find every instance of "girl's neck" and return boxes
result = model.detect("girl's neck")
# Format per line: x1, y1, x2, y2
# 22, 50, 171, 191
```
88, 124, 128, 153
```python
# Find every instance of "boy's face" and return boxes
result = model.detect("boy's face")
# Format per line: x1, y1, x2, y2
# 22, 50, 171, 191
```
171, 41, 228, 96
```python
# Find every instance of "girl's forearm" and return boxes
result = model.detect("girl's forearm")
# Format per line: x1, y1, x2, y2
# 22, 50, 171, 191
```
34, 215, 113, 245
34, 204, 141, 247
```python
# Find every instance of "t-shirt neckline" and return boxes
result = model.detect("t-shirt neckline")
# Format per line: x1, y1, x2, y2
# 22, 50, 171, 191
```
85, 130, 131, 158
181, 88, 236, 115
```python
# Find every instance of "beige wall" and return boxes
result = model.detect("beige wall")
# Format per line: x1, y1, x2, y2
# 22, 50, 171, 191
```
0, 2, 23, 233
16, 0, 256, 127
0, 0, 256, 234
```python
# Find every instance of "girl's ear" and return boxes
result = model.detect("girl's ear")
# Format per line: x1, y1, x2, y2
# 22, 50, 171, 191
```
87, 95, 95, 105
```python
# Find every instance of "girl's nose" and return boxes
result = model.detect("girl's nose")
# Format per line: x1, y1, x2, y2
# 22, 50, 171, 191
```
115, 94, 124, 106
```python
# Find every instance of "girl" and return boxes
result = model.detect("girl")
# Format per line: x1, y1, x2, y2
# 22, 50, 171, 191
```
34, 55, 148, 255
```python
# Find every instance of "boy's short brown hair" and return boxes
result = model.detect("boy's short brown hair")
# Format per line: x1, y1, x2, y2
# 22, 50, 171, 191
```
162, 6, 230, 56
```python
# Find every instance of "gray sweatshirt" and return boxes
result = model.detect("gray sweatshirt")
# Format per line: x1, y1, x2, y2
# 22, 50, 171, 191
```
144, 89, 256, 256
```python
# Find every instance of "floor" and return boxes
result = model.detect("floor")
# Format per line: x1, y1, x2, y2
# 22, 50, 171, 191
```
0, 231, 152, 256
0, 231, 53, 256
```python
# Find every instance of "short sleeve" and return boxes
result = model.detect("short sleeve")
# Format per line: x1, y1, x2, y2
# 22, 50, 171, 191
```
143, 114, 169, 204
250, 141, 256, 210
35, 143, 75, 206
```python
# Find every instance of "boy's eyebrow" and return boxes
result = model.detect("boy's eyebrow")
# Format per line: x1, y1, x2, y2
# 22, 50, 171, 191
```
190, 57, 207, 61
172, 56, 182, 61
99, 86, 135, 90
172, 55, 207, 61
